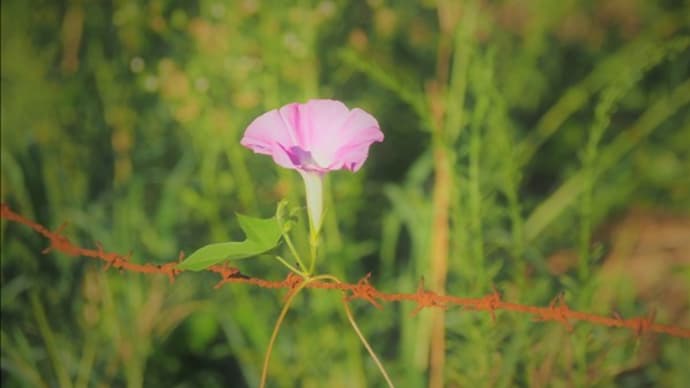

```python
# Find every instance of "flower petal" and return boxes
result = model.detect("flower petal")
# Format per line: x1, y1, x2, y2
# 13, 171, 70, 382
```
240, 99, 383, 173
325, 108, 383, 171
240, 108, 298, 169
297, 103, 383, 170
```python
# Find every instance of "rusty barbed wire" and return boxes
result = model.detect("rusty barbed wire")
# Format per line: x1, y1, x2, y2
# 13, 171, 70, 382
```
2, 203, 688, 339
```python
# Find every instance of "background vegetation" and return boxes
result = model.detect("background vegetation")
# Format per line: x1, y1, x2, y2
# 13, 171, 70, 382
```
2, 0, 689, 387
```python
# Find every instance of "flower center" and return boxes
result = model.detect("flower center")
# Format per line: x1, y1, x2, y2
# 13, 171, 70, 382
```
283, 145, 326, 172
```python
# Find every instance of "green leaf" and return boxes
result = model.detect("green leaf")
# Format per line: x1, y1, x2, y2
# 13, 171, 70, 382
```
177, 207, 283, 271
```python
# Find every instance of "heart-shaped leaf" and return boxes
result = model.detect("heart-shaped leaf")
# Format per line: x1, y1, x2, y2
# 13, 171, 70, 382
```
177, 206, 284, 271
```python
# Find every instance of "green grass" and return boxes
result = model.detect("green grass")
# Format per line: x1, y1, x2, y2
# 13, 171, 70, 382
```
2, 0, 689, 387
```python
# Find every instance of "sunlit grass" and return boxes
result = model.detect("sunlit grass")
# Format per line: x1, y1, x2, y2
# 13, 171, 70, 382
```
1, 0, 689, 387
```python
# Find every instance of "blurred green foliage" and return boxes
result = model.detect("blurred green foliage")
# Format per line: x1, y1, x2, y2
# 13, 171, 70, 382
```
1, 0, 689, 387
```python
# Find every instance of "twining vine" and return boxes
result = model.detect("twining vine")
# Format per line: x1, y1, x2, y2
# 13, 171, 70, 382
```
2, 203, 689, 339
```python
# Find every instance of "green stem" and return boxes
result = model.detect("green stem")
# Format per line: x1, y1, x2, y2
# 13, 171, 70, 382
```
297, 171, 323, 274
342, 299, 395, 387
300, 171, 324, 235
283, 233, 303, 267
318, 275, 394, 387
308, 231, 318, 274
276, 202, 311, 277
260, 275, 328, 387
273, 255, 308, 277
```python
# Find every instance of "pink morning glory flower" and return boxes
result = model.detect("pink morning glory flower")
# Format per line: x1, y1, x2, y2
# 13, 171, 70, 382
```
241, 99, 383, 232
